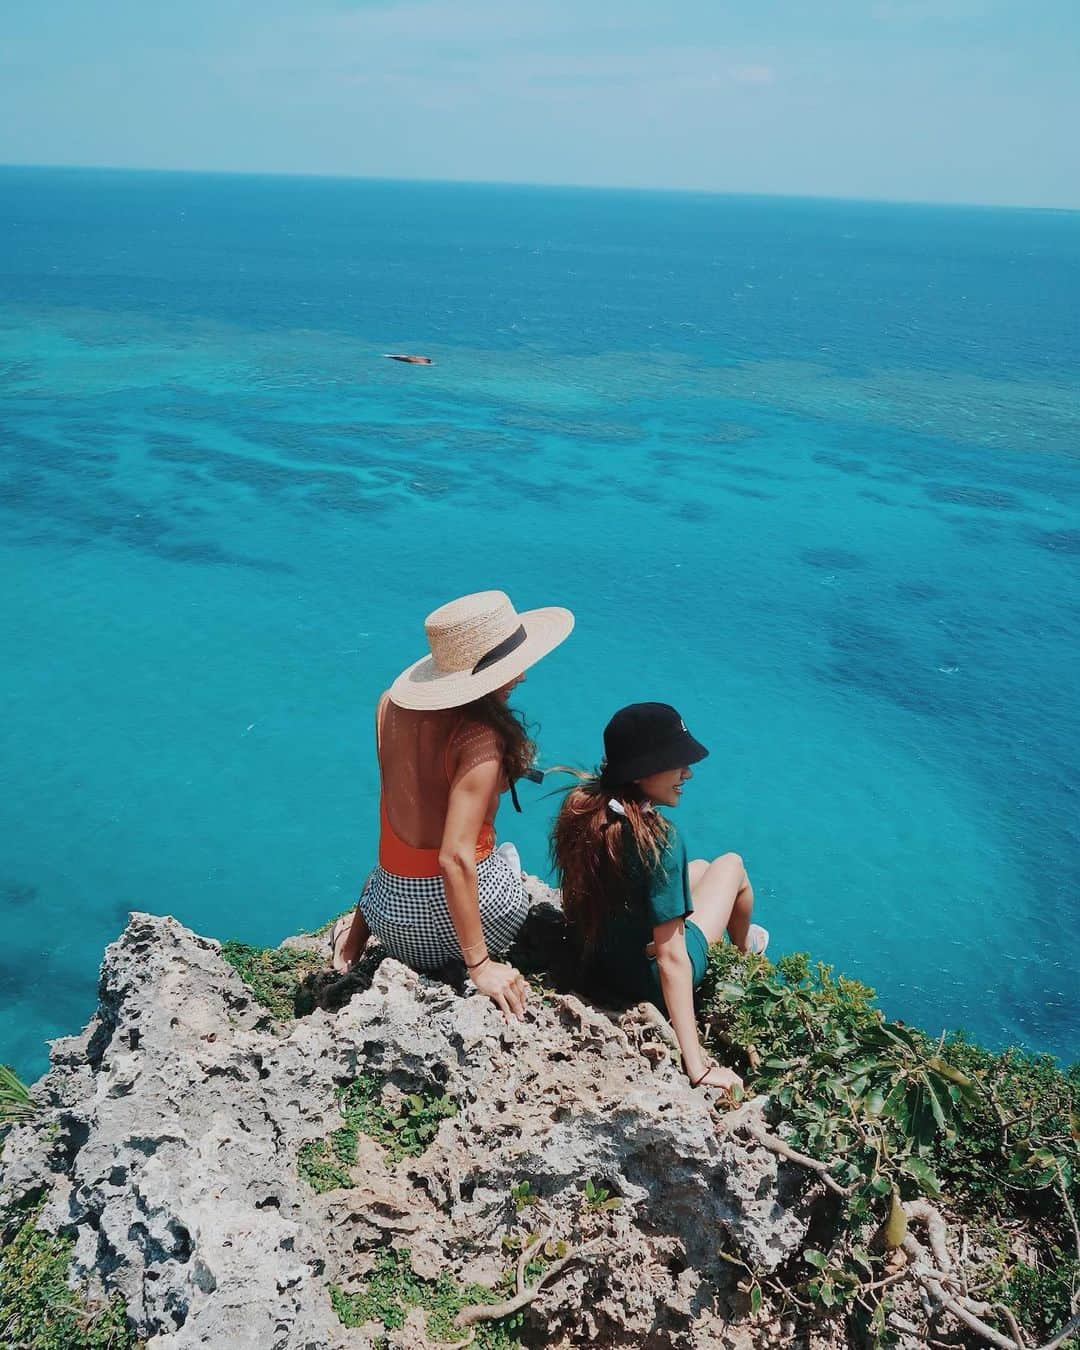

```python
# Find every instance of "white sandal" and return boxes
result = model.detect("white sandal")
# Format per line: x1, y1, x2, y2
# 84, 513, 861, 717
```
746, 923, 769, 956
328, 916, 353, 972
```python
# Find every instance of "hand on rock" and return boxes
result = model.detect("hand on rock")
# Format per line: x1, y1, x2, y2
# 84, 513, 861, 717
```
697, 1064, 743, 1096
471, 959, 528, 1019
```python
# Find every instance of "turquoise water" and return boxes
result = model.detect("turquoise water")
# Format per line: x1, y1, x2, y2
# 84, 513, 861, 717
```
2, 166, 1078, 1078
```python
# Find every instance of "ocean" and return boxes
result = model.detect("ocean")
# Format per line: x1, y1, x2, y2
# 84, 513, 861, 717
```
1, 165, 1077, 1080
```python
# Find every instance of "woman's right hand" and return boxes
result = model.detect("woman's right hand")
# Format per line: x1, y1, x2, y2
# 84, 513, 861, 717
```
470, 959, 529, 1019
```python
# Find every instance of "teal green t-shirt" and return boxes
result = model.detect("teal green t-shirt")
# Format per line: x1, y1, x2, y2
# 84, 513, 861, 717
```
590, 817, 694, 1000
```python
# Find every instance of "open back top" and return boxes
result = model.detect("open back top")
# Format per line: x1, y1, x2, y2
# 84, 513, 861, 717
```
376, 694, 504, 877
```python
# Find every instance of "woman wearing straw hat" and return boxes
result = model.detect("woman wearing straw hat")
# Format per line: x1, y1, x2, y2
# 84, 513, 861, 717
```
331, 590, 574, 1018
552, 703, 767, 1093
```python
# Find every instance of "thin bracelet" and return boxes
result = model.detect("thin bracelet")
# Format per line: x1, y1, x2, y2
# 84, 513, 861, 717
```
465, 954, 491, 972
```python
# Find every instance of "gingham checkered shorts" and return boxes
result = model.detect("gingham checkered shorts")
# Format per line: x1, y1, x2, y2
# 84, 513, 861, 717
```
358, 845, 530, 972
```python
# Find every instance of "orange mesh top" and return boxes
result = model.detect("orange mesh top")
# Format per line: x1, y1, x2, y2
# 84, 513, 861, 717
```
375, 695, 503, 878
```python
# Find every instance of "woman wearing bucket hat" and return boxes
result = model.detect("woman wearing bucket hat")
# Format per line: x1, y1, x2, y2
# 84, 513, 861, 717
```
331, 590, 574, 1019
551, 703, 767, 1093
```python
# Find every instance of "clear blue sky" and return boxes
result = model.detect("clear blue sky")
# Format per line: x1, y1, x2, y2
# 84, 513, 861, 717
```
2, 0, 1078, 208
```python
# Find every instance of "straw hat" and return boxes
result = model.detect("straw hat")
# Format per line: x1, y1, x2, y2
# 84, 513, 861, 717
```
388, 590, 575, 711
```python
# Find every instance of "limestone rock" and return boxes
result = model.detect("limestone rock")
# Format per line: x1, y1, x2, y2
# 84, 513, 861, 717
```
1, 904, 818, 1348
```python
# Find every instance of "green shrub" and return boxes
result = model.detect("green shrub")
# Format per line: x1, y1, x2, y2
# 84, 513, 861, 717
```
331, 1245, 521, 1350
0, 1199, 141, 1349
1, 1064, 36, 1128
699, 946, 1080, 1345
219, 941, 323, 1020
335, 1075, 458, 1164
298, 1074, 459, 1192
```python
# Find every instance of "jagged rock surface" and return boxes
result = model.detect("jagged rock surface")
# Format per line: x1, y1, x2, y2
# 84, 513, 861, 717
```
1, 904, 818, 1348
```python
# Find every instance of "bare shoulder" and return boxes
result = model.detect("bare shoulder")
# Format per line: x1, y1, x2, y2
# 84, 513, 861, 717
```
449, 717, 502, 778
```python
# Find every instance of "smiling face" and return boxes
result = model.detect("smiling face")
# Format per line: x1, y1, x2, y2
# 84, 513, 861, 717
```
635, 764, 692, 808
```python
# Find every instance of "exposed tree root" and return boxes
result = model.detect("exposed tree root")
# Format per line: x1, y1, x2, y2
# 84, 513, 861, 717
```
453, 1239, 603, 1329
896, 1201, 1080, 1350
743, 1120, 854, 1198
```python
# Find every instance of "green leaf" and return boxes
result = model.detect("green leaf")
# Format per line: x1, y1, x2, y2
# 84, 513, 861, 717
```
926, 1056, 977, 1100
864, 1087, 886, 1117
924, 1074, 949, 1131
850, 1245, 872, 1274
749, 1284, 762, 1315
901, 1155, 942, 1197
804, 1249, 828, 1270
881, 1022, 921, 1053
880, 1079, 909, 1126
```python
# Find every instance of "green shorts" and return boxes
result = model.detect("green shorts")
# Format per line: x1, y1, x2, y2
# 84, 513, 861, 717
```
645, 918, 710, 1006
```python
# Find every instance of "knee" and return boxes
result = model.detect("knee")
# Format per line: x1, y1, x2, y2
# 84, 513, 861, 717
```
716, 852, 749, 884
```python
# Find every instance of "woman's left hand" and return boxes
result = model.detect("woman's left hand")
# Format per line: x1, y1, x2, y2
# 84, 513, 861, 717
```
470, 958, 529, 1019
697, 1064, 743, 1096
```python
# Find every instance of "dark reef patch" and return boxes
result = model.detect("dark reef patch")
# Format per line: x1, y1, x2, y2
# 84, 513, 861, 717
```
801, 547, 867, 572
1034, 528, 1080, 556
674, 500, 711, 524
723, 484, 775, 501
657, 422, 758, 447
144, 432, 207, 463
1, 879, 39, 908
5, 423, 105, 466
152, 538, 294, 572
812, 450, 911, 486
495, 410, 645, 445
895, 581, 944, 603
63, 420, 119, 448
818, 605, 973, 723
304, 478, 386, 514
925, 483, 1022, 511
0, 461, 293, 572
623, 483, 662, 505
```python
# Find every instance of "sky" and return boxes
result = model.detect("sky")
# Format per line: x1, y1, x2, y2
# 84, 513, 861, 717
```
1, 0, 1078, 208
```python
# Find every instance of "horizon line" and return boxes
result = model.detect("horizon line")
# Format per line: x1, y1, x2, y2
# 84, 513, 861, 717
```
2, 158, 1078, 216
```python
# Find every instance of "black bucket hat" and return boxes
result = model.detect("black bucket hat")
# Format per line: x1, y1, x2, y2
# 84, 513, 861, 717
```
601, 703, 709, 784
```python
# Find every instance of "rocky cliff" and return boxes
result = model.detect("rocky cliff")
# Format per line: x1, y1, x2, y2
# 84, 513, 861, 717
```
0, 893, 820, 1349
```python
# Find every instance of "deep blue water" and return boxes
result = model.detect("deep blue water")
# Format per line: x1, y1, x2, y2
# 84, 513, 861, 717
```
1, 165, 1078, 1079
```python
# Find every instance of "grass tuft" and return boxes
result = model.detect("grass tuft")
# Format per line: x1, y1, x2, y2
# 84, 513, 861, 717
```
1, 1064, 37, 1128
331, 1245, 522, 1350
298, 1073, 459, 1193
0, 1199, 142, 1349
219, 940, 324, 1020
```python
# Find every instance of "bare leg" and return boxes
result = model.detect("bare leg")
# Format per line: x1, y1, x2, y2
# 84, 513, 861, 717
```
331, 901, 371, 975
688, 853, 754, 951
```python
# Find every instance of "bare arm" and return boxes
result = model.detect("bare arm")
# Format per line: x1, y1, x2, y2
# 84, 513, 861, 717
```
440, 760, 527, 1018
653, 918, 742, 1094
439, 757, 498, 951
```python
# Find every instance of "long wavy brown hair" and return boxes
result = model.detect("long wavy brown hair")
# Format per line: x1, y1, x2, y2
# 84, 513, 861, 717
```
461, 692, 537, 785
551, 769, 669, 950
